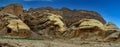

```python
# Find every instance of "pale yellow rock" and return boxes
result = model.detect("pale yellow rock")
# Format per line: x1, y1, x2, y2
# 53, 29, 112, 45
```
104, 22, 119, 30
0, 12, 31, 37
7, 20, 18, 32
79, 19, 104, 28
7, 19, 30, 32
103, 22, 120, 41
5, 13, 30, 32
71, 19, 104, 29
47, 13, 66, 32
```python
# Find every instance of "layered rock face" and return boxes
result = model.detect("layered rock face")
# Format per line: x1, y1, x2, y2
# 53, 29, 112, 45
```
27, 7, 106, 27
24, 12, 66, 38
0, 4, 120, 41
0, 12, 31, 37
1, 4, 24, 20
60, 8, 106, 27
62, 19, 104, 40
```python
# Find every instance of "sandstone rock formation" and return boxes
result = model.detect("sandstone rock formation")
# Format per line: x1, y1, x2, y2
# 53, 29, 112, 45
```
70, 19, 104, 28
0, 4, 120, 42
62, 19, 120, 41
26, 7, 106, 27
23, 6, 120, 41
0, 12, 31, 38
103, 22, 120, 41
60, 8, 106, 27
1, 4, 24, 20
62, 19, 104, 40
24, 12, 66, 38
104, 22, 119, 30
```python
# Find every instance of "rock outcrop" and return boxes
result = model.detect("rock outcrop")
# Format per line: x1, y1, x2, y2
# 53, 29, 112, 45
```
23, 7, 120, 41
103, 22, 120, 41
0, 4, 120, 42
70, 19, 104, 28
1, 4, 24, 20
26, 7, 106, 27
62, 19, 104, 40
24, 12, 66, 38
0, 12, 31, 38
62, 19, 120, 41
60, 8, 106, 27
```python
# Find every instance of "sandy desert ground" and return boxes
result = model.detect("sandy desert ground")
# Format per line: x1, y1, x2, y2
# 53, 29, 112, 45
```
0, 38, 120, 47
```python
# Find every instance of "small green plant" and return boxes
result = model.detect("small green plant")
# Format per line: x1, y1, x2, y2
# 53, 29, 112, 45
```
0, 36, 43, 40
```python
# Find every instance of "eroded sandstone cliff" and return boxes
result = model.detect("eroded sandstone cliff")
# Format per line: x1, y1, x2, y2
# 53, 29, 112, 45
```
0, 4, 120, 42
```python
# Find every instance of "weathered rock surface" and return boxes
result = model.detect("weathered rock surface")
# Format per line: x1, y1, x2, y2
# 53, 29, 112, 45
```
60, 8, 106, 27
24, 7, 108, 39
1, 4, 24, 20
62, 19, 120, 42
71, 19, 104, 28
26, 7, 106, 27
0, 4, 120, 42
103, 22, 120, 41
24, 12, 66, 38
62, 19, 104, 40
0, 12, 32, 38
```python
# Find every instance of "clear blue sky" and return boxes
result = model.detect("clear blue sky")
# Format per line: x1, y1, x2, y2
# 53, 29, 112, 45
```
0, 0, 120, 28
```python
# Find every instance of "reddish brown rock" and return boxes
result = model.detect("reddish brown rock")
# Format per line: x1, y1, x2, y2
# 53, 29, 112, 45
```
26, 7, 106, 27
60, 8, 106, 27
1, 4, 24, 20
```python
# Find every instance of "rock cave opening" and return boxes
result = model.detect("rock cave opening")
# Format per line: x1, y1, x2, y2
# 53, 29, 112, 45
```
7, 28, 12, 33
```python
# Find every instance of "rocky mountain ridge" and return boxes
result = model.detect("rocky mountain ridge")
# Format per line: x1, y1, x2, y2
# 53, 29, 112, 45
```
0, 4, 120, 42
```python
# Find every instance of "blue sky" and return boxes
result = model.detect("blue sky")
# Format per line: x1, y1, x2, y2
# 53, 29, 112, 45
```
0, 0, 120, 28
